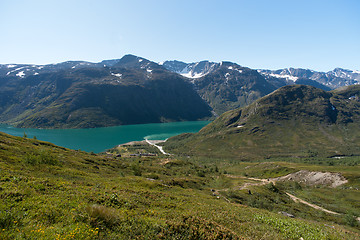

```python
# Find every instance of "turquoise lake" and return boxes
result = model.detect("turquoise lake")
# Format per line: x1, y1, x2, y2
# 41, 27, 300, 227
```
0, 121, 210, 153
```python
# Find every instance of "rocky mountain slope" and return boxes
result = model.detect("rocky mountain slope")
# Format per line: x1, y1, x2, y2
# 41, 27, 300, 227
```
163, 60, 278, 115
164, 85, 360, 159
190, 62, 277, 115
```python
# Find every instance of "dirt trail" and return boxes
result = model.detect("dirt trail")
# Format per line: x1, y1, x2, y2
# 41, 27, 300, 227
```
225, 175, 276, 189
285, 192, 340, 215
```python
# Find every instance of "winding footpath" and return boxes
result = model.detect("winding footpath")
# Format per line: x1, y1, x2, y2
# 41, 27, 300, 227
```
285, 192, 340, 215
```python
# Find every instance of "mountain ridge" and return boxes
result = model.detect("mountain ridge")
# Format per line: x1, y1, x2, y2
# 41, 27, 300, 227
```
258, 67, 360, 89
2, 56, 358, 86
162, 60, 360, 89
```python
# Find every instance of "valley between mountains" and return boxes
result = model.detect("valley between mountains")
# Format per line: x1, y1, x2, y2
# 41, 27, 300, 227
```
0, 55, 360, 239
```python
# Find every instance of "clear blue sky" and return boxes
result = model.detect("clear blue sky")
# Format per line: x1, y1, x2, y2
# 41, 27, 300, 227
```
1, 0, 359, 71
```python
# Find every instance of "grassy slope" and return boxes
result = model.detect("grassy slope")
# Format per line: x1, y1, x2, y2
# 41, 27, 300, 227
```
164, 85, 360, 159
1, 131, 358, 239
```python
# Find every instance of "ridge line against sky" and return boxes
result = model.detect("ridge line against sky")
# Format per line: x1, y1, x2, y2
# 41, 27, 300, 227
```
0, 0, 359, 72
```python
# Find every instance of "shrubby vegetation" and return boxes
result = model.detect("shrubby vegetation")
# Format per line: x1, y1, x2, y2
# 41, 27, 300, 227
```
24, 149, 59, 166
0, 131, 359, 239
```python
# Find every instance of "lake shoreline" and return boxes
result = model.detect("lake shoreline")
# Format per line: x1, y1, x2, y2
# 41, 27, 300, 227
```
0, 121, 210, 153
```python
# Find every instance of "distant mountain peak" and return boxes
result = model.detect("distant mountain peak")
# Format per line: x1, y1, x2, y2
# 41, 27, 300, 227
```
109, 55, 166, 73
116, 54, 148, 65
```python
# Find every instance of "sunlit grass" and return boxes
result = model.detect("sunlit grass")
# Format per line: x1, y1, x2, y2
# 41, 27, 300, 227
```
0, 131, 359, 239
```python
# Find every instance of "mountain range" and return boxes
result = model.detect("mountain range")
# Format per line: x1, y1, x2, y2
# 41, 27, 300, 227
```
258, 68, 360, 90
162, 60, 360, 89
0, 54, 359, 128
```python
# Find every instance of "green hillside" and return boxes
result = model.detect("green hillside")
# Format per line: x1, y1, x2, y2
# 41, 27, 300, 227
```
164, 85, 360, 159
1, 131, 359, 239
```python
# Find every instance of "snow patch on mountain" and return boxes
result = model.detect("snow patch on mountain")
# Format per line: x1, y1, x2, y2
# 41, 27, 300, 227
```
16, 71, 25, 78
269, 73, 298, 82
181, 70, 206, 79
163, 60, 219, 79
111, 73, 122, 78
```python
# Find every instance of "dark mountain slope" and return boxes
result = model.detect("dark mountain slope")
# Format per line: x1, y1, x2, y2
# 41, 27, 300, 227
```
164, 85, 360, 159
294, 78, 331, 91
0, 56, 212, 128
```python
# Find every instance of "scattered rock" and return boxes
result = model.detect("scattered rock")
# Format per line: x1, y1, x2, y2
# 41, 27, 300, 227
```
279, 211, 295, 218
324, 224, 335, 229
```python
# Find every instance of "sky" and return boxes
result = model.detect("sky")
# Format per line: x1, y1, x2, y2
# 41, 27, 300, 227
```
0, 0, 359, 71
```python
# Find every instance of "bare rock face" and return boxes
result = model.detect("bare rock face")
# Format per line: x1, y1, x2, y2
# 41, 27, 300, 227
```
276, 170, 348, 188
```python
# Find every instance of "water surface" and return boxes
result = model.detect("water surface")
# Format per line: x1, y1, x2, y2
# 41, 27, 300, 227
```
0, 121, 210, 153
